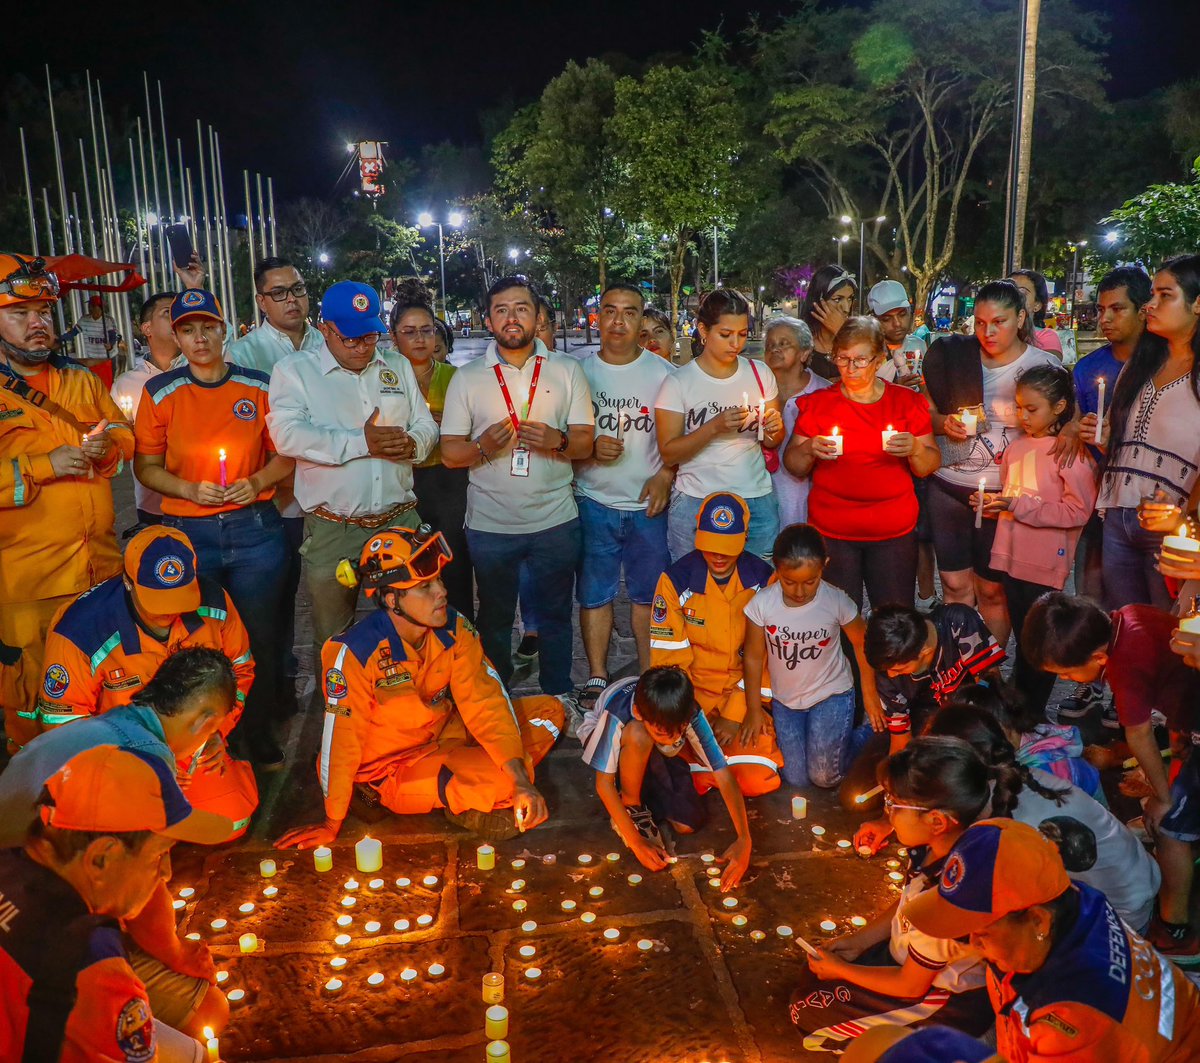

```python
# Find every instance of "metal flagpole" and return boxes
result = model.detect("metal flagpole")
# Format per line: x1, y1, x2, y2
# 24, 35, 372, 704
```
136, 119, 157, 289
206, 127, 226, 312
243, 170, 258, 323
267, 177, 278, 255
85, 73, 112, 265
256, 173, 268, 257
129, 141, 148, 288
177, 139, 187, 219
18, 128, 39, 255
42, 190, 66, 333
78, 142, 98, 258
195, 121, 214, 282
45, 67, 82, 327
157, 81, 176, 226
94, 84, 135, 368
185, 169, 198, 256
213, 131, 238, 331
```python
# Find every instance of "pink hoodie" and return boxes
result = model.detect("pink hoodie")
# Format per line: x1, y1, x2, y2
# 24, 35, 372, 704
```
990, 435, 1098, 588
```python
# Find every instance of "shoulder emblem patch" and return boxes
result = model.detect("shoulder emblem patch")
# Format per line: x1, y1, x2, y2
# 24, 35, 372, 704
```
651, 594, 668, 625
43, 663, 70, 699
325, 667, 348, 701
233, 397, 257, 420
378, 367, 399, 386
115, 996, 156, 1062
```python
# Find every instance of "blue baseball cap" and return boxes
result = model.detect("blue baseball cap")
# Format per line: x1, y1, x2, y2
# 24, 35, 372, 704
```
694, 492, 750, 556
320, 281, 387, 338
170, 288, 223, 326
124, 526, 201, 615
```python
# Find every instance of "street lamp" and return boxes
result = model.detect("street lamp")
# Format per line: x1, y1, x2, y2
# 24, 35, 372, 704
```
418, 210, 464, 322
840, 215, 888, 312
831, 234, 850, 267
1067, 239, 1088, 328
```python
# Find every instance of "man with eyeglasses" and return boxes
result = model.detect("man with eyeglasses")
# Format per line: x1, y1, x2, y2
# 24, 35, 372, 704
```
0, 252, 133, 753
228, 257, 325, 711
268, 281, 438, 660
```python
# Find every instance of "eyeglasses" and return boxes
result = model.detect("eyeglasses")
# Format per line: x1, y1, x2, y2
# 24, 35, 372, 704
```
259, 283, 308, 302
884, 794, 934, 815
396, 326, 437, 338
329, 327, 380, 351
831, 353, 876, 368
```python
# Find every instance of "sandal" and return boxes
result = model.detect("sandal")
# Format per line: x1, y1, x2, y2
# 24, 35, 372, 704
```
577, 676, 608, 710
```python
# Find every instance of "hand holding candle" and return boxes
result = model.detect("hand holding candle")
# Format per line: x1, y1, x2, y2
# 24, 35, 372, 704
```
959, 407, 979, 436
814, 427, 842, 460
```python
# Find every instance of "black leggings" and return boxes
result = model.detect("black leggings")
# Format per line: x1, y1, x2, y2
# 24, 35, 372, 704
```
1001, 572, 1058, 717
824, 531, 917, 612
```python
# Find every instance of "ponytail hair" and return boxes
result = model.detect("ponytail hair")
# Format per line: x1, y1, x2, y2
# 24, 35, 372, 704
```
924, 699, 1066, 817
881, 735, 991, 826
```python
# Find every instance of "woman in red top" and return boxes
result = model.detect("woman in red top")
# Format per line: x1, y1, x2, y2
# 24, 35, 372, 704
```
134, 288, 293, 767
785, 318, 939, 610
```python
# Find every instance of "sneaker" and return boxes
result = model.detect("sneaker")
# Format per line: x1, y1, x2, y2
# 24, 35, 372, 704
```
444, 807, 521, 843
514, 634, 539, 664
558, 693, 584, 740
612, 803, 667, 851
915, 594, 942, 612
1056, 683, 1104, 720
1101, 703, 1121, 730
1147, 914, 1200, 966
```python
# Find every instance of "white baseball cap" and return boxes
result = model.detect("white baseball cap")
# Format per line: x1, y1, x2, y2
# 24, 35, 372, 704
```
868, 280, 911, 317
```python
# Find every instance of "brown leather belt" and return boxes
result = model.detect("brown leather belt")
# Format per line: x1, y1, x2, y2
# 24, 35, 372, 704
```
310, 500, 417, 529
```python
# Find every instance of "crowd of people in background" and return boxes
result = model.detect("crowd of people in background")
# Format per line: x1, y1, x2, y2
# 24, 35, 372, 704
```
1, 242, 1199, 1060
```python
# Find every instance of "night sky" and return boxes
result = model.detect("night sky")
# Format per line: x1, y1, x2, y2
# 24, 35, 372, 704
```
14, 0, 1200, 198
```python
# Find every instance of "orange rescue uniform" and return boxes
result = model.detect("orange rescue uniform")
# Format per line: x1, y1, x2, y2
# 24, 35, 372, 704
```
34, 574, 259, 835
0, 356, 133, 749
319, 608, 562, 818
649, 550, 782, 796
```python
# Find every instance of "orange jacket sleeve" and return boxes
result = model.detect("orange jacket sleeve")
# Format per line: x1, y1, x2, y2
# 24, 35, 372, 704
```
63, 950, 158, 1063
0, 452, 55, 508
37, 603, 105, 728
216, 589, 254, 728
649, 572, 694, 673
447, 617, 527, 770
319, 639, 371, 824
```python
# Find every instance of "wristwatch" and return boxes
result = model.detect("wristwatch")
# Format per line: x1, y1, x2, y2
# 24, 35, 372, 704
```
554, 427, 569, 453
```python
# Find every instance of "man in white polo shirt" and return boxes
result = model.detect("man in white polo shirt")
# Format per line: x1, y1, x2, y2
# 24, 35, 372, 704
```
574, 283, 674, 708
267, 280, 438, 656
441, 276, 594, 703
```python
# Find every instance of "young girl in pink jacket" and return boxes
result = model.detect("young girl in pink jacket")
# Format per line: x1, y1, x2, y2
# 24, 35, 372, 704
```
975, 363, 1097, 715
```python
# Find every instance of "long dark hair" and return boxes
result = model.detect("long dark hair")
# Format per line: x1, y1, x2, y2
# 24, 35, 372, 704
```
696, 287, 750, 329
924, 698, 1066, 818
800, 265, 857, 339
1010, 268, 1050, 327
881, 736, 992, 826
1015, 362, 1075, 434
1105, 255, 1200, 471
975, 279, 1035, 346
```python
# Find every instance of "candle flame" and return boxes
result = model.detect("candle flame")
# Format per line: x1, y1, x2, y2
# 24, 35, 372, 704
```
218, 448, 226, 460
1180, 524, 1190, 537
885, 424, 894, 431
203, 1027, 214, 1040
831, 426, 840, 436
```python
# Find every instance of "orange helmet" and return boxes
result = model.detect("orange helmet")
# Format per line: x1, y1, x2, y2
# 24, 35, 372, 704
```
0, 254, 60, 309
335, 524, 452, 597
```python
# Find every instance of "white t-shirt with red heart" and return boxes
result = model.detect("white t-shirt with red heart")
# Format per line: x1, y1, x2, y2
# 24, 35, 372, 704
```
744, 580, 858, 710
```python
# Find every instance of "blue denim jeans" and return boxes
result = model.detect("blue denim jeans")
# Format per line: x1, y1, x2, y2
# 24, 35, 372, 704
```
518, 564, 539, 636
1100, 506, 1172, 611
163, 502, 288, 729
667, 491, 780, 562
467, 519, 581, 696
576, 495, 670, 607
770, 690, 855, 789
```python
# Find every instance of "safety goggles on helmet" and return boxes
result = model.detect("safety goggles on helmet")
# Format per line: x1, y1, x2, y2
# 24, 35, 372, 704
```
0, 256, 60, 304
336, 524, 453, 595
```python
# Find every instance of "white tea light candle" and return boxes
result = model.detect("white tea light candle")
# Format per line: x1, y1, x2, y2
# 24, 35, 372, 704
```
417, 914, 433, 927
482, 972, 505, 1004
777, 925, 794, 938
881, 424, 897, 450
368, 878, 384, 890
209, 919, 227, 931
238, 933, 257, 953
422, 875, 439, 887
791, 796, 807, 819
477, 844, 496, 871
324, 978, 342, 993
313, 847, 332, 873
521, 920, 538, 933
238, 902, 255, 914
580, 912, 596, 924
588, 886, 604, 898
364, 921, 381, 934
486, 1005, 509, 1040
603, 928, 620, 942
820, 919, 838, 933
336, 915, 353, 927
519, 945, 536, 959
259, 859, 276, 878
637, 938, 654, 952
334, 934, 351, 947
561, 900, 577, 912
400, 968, 418, 983
394, 919, 410, 931
512, 899, 528, 913
354, 836, 382, 873
627, 874, 642, 885
367, 972, 385, 986
262, 886, 278, 898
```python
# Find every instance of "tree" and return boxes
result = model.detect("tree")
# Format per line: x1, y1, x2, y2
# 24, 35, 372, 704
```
762, 0, 1105, 310
495, 60, 624, 292
1090, 162, 1200, 270
610, 62, 749, 334
1009, 0, 1042, 269
279, 197, 351, 269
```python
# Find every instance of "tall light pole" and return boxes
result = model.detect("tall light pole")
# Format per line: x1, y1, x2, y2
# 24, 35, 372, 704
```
418, 209, 464, 322
841, 214, 887, 312
831, 234, 850, 267
1067, 239, 1088, 328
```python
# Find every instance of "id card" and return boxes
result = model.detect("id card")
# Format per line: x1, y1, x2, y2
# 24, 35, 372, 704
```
510, 446, 531, 477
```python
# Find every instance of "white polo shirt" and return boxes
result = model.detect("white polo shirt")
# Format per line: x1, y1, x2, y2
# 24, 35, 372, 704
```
266, 344, 438, 518
441, 340, 594, 534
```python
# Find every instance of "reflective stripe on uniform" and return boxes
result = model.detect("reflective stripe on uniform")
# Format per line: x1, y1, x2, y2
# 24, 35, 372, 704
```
319, 643, 350, 796
197, 605, 228, 622
11, 459, 25, 506
231, 651, 252, 666
690, 754, 779, 774
37, 709, 87, 727
529, 717, 561, 740
484, 660, 522, 734
1158, 950, 1176, 1041
89, 632, 121, 674
650, 638, 690, 651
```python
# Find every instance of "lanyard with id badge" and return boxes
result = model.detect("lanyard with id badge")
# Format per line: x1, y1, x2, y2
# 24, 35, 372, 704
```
492, 355, 543, 477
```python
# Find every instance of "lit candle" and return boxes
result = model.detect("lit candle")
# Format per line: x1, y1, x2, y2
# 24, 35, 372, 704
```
206, 1030, 220, 1062
519, 945, 536, 959
422, 875, 439, 887
477, 844, 495, 871
324, 978, 342, 993
777, 925, 794, 938
259, 859, 276, 878
486, 1005, 509, 1040
603, 928, 620, 942
344, 878, 359, 891
394, 918, 410, 931
750, 930, 766, 942
367, 972, 385, 986
336, 915, 353, 927
888, 871, 905, 883
186, 933, 201, 941
209, 918, 227, 931
881, 423, 897, 450
173, 899, 185, 911
756, 398, 766, 442
960, 408, 978, 436
855, 784, 884, 805
313, 847, 333, 873
975, 477, 986, 529
340, 896, 356, 908
364, 920, 381, 934
722, 897, 738, 909
482, 973, 505, 1004
577, 853, 593, 865
227, 989, 245, 1003
810, 826, 826, 837
1180, 615, 1200, 635
820, 919, 838, 933
561, 899, 577, 912
218, 447, 228, 487
732, 915, 747, 928
637, 938, 654, 952
826, 426, 843, 456
334, 933, 351, 946
707, 867, 721, 878
512, 899, 527, 913
396, 877, 412, 888
400, 968, 418, 983
857, 846, 873, 859
238, 902, 255, 914
416, 914, 433, 927
521, 920, 538, 934
588, 886, 604, 898
487, 1039, 512, 1062
178, 887, 195, 899
850, 915, 868, 928
836, 839, 852, 850
510, 859, 526, 870
627, 874, 642, 886
118, 395, 134, 421
606, 852, 621, 863
1163, 525, 1200, 559
1095, 376, 1106, 432
329, 956, 347, 969
354, 836, 382, 873
701, 853, 716, 864
742, 390, 750, 414
368, 878, 384, 890
510, 879, 526, 893
580, 911, 596, 924
791, 795, 807, 820
215, 971, 228, 984
262, 885, 278, 898
886, 859, 901, 869
524, 967, 542, 981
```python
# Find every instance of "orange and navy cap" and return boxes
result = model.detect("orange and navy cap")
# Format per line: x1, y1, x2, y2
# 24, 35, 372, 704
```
171, 287, 223, 326
41, 745, 235, 844
904, 819, 1071, 941
694, 492, 750, 556
124, 527, 201, 615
